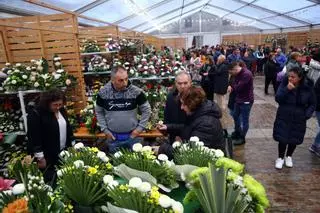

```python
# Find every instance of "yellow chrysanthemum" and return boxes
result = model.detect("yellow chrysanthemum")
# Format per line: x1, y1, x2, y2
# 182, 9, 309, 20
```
119, 185, 128, 191
106, 162, 113, 170
87, 166, 98, 176
90, 147, 99, 153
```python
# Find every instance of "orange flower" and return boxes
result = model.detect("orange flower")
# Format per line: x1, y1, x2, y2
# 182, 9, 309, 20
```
3, 198, 29, 213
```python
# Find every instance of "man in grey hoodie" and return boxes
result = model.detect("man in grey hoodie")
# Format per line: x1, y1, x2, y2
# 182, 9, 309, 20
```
95, 66, 151, 152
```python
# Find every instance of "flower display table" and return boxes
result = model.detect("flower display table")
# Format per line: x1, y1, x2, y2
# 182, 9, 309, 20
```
74, 127, 163, 139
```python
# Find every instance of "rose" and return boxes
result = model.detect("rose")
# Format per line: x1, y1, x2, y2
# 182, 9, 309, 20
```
65, 79, 71, 86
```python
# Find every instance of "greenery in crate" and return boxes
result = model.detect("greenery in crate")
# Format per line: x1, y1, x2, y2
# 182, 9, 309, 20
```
81, 39, 100, 53
172, 137, 226, 167
103, 176, 183, 213
112, 144, 177, 190
57, 143, 111, 207
184, 163, 269, 213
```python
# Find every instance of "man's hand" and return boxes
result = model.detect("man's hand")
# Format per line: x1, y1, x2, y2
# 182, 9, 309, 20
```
105, 132, 115, 140
130, 129, 141, 139
157, 124, 168, 131
227, 86, 233, 93
37, 158, 47, 169
287, 82, 295, 90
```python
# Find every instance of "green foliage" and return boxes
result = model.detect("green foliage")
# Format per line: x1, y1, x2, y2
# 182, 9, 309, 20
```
215, 157, 244, 175
0, 191, 16, 210
193, 163, 250, 213
81, 39, 100, 53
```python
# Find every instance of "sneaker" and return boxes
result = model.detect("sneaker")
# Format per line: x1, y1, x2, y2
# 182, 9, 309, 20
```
285, 156, 293, 168
275, 158, 284, 169
309, 144, 320, 157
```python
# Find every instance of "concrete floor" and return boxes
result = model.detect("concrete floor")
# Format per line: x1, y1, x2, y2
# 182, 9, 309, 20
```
230, 76, 320, 213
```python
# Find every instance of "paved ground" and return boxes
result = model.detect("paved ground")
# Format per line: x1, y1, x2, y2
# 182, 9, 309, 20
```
230, 76, 320, 213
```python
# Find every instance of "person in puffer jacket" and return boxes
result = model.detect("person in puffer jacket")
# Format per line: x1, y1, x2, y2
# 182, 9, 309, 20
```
307, 48, 320, 85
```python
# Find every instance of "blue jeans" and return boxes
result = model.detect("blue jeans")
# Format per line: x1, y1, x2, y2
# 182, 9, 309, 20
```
107, 137, 142, 153
315, 111, 320, 147
233, 103, 253, 138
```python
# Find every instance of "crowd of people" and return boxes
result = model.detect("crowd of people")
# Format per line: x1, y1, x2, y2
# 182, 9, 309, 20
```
26, 43, 320, 183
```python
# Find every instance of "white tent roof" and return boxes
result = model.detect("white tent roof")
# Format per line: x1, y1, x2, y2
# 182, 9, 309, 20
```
0, 0, 319, 33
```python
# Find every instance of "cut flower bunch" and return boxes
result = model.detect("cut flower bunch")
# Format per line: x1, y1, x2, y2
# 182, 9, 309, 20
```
112, 143, 178, 192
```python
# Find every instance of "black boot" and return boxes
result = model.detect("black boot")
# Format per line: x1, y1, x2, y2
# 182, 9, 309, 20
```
233, 136, 246, 145
231, 131, 240, 139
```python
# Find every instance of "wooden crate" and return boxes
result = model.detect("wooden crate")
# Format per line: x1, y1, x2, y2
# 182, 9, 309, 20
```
78, 26, 119, 50
0, 14, 86, 111
163, 38, 186, 49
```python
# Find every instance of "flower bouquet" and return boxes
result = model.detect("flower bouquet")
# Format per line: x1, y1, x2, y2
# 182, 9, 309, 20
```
87, 55, 110, 73
30, 57, 49, 74
112, 143, 178, 192
81, 39, 100, 53
80, 103, 100, 134
2, 63, 30, 91
57, 143, 111, 210
105, 37, 120, 52
102, 176, 183, 213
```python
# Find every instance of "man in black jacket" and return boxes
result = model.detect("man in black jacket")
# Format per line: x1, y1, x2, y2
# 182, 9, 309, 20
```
163, 71, 191, 143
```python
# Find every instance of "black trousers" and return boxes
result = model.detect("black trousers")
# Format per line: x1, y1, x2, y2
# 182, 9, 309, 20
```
265, 76, 278, 94
278, 143, 297, 158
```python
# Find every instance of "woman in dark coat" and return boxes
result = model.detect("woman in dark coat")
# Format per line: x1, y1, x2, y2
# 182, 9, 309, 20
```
158, 86, 225, 158
199, 56, 215, 100
27, 89, 74, 183
273, 67, 316, 169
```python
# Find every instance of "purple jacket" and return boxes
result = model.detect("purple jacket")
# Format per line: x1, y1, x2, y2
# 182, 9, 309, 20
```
232, 68, 254, 104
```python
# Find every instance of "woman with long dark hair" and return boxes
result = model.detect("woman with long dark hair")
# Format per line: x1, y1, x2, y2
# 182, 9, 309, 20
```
27, 89, 74, 183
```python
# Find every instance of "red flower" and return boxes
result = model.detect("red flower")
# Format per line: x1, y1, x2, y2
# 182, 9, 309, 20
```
146, 84, 153, 90
0, 177, 15, 191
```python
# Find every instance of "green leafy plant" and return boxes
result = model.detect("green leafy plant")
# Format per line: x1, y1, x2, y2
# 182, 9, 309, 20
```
81, 39, 100, 53
189, 163, 250, 213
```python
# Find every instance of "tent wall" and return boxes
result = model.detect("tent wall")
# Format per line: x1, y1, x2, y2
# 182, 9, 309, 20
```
163, 38, 186, 49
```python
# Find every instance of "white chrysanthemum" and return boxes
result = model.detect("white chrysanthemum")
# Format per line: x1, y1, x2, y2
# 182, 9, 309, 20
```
172, 201, 184, 213
45, 83, 50, 87
97, 151, 106, 159
57, 169, 63, 177
108, 180, 119, 189
190, 136, 200, 142
56, 69, 64, 73
129, 69, 135, 74
196, 141, 204, 147
15, 63, 21, 67
234, 176, 244, 187
114, 151, 122, 158
12, 183, 25, 195
26, 67, 31, 71
59, 150, 70, 158
172, 141, 181, 148
143, 71, 148, 75
138, 64, 142, 68
101, 156, 109, 163
11, 80, 17, 85
30, 76, 36, 81
141, 146, 152, 152
129, 177, 142, 188
34, 82, 40, 88
3, 190, 12, 196
54, 74, 61, 80
143, 66, 148, 70
214, 149, 224, 158
138, 182, 152, 193
158, 154, 168, 161
74, 142, 84, 149
158, 120, 163, 125
103, 175, 114, 185
5, 62, 11, 66
132, 143, 143, 152
37, 66, 43, 71
161, 72, 165, 76
73, 160, 84, 168
55, 62, 61, 66
158, 195, 172, 208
